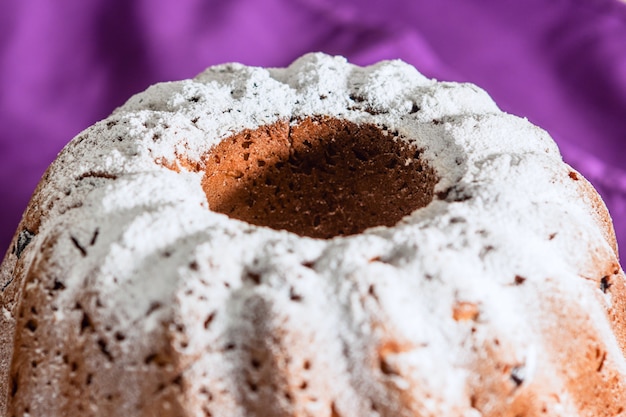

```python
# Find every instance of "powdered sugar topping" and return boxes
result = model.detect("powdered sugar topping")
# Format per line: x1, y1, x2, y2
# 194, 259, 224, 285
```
2, 53, 624, 416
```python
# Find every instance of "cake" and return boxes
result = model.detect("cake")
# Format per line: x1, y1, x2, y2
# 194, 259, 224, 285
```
1, 53, 625, 416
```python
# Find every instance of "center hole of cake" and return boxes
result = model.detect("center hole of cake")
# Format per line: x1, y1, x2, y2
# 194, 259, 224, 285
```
202, 117, 438, 239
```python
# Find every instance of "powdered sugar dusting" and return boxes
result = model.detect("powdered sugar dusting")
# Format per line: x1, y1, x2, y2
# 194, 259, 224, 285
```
1, 53, 625, 416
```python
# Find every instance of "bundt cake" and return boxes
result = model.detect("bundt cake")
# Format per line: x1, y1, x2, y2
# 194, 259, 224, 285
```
1, 53, 625, 416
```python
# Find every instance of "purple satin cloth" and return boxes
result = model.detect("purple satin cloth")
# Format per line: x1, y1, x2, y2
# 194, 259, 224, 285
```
2, 0, 625, 260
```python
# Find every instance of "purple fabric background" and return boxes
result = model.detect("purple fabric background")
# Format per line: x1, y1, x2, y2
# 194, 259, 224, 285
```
1, 0, 625, 260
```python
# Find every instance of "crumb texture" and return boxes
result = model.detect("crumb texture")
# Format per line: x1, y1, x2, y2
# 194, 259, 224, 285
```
202, 116, 437, 238
1, 53, 625, 417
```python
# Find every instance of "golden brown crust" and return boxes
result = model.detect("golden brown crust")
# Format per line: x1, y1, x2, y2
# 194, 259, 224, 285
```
543, 292, 626, 416
569, 168, 619, 258
5, 229, 187, 416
